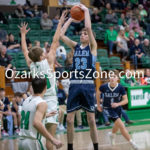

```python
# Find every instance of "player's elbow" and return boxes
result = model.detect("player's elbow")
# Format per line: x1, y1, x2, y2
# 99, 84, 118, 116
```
33, 120, 39, 128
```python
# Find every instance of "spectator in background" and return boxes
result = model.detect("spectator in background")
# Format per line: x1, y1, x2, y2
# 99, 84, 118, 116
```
14, 4, 26, 18
138, 30, 145, 43
93, 0, 105, 8
42, 41, 49, 52
128, 30, 135, 49
130, 0, 138, 9
57, 81, 66, 130
65, 49, 74, 68
120, 69, 138, 88
34, 40, 40, 47
141, 68, 150, 85
32, 4, 41, 18
91, 8, 101, 23
118, 13, 128, 26
105, 10, 118, 24
142, 39, 150, 57
0, 88, 13, 136
0, 45, 12, 70
129, 17, 140, 32
138, 15, 147, 30
56, 42, 67, 61
130, 39, 145, 69
23, 4, 34, 18
139, 4, 147, 20
125, 25, 130, 38
11, 92, 23, 134
104, 24, 118, 55
116, 27, 129, 62
52, 14, 60, 30
132, 27, 139, 38
41, 12, 53, 30
0, 100, 4, 139
0, 12, 8, 24
7, 33, 21, 53
44, 44, 62, 68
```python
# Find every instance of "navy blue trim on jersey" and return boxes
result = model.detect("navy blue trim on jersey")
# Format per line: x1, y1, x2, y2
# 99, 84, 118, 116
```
99, 83, 126, 122
99, 83, 126, 108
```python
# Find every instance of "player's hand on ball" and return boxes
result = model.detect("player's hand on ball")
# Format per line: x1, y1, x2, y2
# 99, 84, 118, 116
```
78, 4, 88, 11
97, 105, 102, 112
18, 22, 30, 35
111, 103, 119, 108
52, 138, 63, 149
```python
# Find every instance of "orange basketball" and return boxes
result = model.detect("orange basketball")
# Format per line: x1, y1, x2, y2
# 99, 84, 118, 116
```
70, 5, 85, 21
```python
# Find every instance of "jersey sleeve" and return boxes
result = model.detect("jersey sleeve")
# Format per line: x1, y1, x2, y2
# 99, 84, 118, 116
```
99, 84, 105, 93
120, 85, 126, 96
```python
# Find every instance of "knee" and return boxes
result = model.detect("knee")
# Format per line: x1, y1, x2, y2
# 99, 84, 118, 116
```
12, 113, 17, 118
67, 116, 74, 125
87, 117, 95, 126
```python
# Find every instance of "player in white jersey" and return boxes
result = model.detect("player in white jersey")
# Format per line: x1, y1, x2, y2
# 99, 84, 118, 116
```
19, 11, 67, 150
19, 77, 63, 150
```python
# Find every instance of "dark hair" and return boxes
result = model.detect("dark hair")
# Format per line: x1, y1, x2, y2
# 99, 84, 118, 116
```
32, 77, 47, 94
0, 88, 4, 92
8, 33, 13, 37
14, 92, 22, 97
28, 46, 43, 62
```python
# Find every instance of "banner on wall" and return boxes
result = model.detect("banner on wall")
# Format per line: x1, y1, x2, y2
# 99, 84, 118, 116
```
127, 86, 150, 109
0, 0, 42, 5
59, 0, 80, 5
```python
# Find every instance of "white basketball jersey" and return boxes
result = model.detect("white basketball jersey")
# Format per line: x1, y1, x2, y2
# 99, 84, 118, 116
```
19, 96, 46, 140
30, 59, 57, 97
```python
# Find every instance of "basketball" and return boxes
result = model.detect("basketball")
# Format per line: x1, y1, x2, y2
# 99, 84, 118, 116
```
70, 5, 84, 21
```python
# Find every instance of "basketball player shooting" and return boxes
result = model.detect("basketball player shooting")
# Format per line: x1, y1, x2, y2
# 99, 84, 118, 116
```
60, 4, 98, 150
19, 11, 67, 150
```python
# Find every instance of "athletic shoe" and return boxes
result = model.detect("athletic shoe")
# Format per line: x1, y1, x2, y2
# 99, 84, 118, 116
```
130, 140, 139, 150
14, 129, 20, 135
125, 120, 134, 125
105, 122, 111, 126
108, 132, 116, 146
58, 124, 65, 130
2, 130, 9, 136
77, 125, 84, 129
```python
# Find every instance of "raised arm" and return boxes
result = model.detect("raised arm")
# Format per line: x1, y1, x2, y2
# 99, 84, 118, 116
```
47, 11, 67, 66
60, 18, 77, 49
79, 4, 97, 56
19, 23, 31, 67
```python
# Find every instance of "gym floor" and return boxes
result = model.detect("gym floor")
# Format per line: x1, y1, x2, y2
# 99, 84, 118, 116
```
0, 123, 150, 150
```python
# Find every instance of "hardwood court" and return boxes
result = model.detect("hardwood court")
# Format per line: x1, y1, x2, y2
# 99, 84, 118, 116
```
0, 124, 150, 150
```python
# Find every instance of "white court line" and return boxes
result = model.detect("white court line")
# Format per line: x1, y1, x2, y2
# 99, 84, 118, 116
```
77, 141, 129, 149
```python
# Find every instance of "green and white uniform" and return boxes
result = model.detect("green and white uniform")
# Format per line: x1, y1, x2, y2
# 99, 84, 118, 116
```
30, 59, 58, 124
19, 96, 46, 150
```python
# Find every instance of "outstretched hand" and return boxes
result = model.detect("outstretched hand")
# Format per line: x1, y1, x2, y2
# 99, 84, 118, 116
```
59, 10, 68, 24
18, 22, 30, 35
